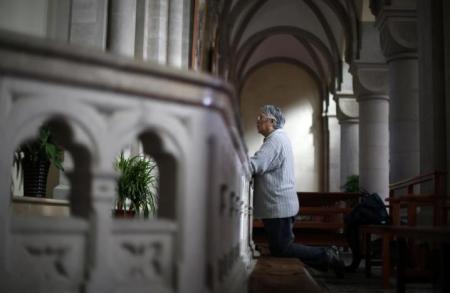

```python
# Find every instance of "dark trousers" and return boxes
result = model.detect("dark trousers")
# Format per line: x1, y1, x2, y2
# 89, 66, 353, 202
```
262, 217, 328, 269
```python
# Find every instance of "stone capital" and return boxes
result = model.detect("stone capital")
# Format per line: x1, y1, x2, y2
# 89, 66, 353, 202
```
350, 62, 389, 100
370, 0, 416, 17
373, 0, 418, 61
334, 93, 359, 123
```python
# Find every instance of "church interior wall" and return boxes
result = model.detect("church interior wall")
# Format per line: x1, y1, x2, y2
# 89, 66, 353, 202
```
0, 0, 49, 38
240, 62, 323, 192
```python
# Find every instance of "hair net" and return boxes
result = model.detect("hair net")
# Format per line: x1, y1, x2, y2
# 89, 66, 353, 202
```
260, 105, 285, 129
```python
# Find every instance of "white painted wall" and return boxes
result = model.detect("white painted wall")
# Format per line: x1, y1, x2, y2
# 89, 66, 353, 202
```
240, 63, 323, 191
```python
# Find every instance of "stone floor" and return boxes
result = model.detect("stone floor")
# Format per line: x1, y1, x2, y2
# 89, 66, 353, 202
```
308, 253, 441, 293
253, 244, 443, 292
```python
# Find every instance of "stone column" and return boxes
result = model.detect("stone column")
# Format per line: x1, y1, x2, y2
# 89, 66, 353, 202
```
65, 0, 110, 200
445, 0, 450, 197
70, 0, 108, 49
335, 93, 359, 188
417, 0, 447, 176
325, 98, 341, 192
136, 0, 170, 64
108, 0, 137, 57
352, 63, 390, 199
108, 0, 140, 156
167, 0, 184, 67
85, 175, 116, 292
374, 1, 419, 183
53, 152, 72, 199
181, 0, 192, 68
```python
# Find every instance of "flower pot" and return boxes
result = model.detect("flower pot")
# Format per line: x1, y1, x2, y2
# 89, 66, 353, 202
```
22, 159, 50, 197
113, 209, 136, 218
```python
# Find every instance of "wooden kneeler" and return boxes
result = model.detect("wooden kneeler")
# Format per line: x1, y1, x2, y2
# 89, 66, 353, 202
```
249, 257, 326, 293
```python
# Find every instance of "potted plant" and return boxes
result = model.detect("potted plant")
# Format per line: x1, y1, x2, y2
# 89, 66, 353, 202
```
14, 126, 64, 197
342, 175, 359, 192
114, 152, 158, 218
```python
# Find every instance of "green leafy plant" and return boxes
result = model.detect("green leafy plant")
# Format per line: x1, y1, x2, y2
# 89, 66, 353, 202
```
114, 152, 158, 218
342, 175, 359, 192
14, 127, 64, 171
13, 126, 64, 197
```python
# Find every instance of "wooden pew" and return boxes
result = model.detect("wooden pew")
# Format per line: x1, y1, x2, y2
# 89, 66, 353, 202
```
362, 225, 450, 293
360, 171, 448, 290
253, 192, 362, 247
392, 226, 450, 293
388, 171, 447, 226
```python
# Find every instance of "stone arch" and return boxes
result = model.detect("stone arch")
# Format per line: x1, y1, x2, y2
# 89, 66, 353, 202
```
235, 35, 329, 86
239, 61, 325, 192
231, 26, 336, 89
303, 0, 343, 84
2, 96, 103, 165
0, 96, 103, 214
343, 0, 360, 60
228, 0, 354, 50
239, 57, 326, 103
222, 0, 358, 84
219, 0, 267, 75
0, 97, 103, 286
106, 109, 189, 222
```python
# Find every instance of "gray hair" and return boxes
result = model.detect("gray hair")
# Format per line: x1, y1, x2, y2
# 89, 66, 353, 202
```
260, 105, 285, 129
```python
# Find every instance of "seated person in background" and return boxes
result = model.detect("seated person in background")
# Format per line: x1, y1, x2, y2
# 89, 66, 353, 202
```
250, 104, 345, 278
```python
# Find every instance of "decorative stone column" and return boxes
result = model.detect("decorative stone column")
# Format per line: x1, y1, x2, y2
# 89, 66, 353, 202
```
108, 0, 137, 57
167, 0, 184, 67
135, 0, 190, 67
138, 0, 169, 64
351, 62, 390, 200
85, 174, 117, 293
374, 1, 419, 183
108, 0, 140, 157
324, 98, 341, 192
70, 0, 108, 49
53, 152, 72, 199
335, 93, 359, 188
181, 0, 192, 68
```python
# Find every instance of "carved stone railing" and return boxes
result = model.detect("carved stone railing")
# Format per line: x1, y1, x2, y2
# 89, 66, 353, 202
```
12, 196, 70, 216
0, 30, 253, 293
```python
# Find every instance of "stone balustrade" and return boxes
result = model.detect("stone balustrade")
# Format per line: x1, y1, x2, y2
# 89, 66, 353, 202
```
0, 30, 253, 293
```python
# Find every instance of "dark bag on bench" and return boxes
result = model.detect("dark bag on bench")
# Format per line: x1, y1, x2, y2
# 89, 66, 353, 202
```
344, 192, 391, 272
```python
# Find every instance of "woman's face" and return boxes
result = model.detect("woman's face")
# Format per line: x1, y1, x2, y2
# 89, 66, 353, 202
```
256, 112, 274, 136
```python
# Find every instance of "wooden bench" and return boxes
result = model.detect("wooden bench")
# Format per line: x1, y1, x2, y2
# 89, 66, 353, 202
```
253, 192, 362, 247
360, 171, 448, 290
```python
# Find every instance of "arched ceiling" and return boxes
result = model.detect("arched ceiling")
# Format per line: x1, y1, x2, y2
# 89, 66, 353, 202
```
217, 0, 360, 105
